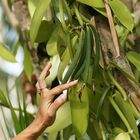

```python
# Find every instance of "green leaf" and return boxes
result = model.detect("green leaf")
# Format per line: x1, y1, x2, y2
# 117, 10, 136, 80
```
109, 0, 134, 31
115, 132, 131, 140
0, 89, 9, 105
69, 82, 89, 138
97, 87, 110, 119
94, 7, 107, 17
46, 55, 60, 84
24, 46, 33, 81
114, 92, 139, 139
46, 25, 60, 56
0, 42, 16, 62
30, 0, 51, 42
126, 51, 140, 72
77, 0, 104, 8
1, 108, 15, 137
6, 93, 22, 134
35, 20, 55, 43
58, 47, 70, 81
45, 102, 72, 133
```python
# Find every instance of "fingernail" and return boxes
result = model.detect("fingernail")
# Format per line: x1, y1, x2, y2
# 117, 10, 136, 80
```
72, 79, 78, 83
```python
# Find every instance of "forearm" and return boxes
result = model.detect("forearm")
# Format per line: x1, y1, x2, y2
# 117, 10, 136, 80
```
12, 117, 47, 140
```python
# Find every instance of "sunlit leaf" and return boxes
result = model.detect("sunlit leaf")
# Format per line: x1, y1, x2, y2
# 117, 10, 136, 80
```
46, 26, 60, 56
35, 20, 55, 43
77, 0, 104, 8
69, 82, 89, 138
24, 46, 33, 81
109, 0, 134, 31
127, 51, 140, 72
30, 0, 51, 42
45, 102, 72, 133
115, 132, 130, 140
0, 42, 16, 62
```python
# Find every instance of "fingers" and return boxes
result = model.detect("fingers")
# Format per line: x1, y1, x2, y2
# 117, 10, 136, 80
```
36, 63, 52, 91
51, 80, 78, 95
49, 92, 67, 116
39, 63, 52, 81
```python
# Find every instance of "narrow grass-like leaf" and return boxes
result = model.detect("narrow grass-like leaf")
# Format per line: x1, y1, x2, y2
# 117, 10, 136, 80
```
6, 88, 22, 134
15, 82, 25, 130
0, 118, 8, 140
109, 0, 134, 31
1, 107, 15, 137
30, 0, 51, 42
0, 89, 9, 106
0, 42, 16, 62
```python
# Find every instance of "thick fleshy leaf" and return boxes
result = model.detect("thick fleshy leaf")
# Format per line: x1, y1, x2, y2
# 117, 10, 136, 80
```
35, 20, 55, 43
24, 46, 33, 81
77, 0, 106, 16
58, 47, 70, 81
69, 82, 89, 138
46, 26, 60, 56
115, 133, 130, 140
0, 42, 16, 62
46, 55, 60, 84
77, 0, 104, 8
109, 0, 134, 31
127, 51, 140, 72
114, 92, 139, 139
45, 102, 72, 133
30, 0, 51, 42
28, 0, 38, 18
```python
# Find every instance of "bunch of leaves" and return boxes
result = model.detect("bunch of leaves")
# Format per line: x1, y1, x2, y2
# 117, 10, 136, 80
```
0, 0, 140, 140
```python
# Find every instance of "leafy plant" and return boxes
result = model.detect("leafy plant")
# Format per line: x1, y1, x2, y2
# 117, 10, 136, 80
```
0, 0, 140, 140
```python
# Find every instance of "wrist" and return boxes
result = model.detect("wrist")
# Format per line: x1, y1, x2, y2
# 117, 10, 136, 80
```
12, 116, 48, 140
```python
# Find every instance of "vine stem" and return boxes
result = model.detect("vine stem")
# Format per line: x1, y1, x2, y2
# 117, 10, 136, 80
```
104, 0, 120, 58
107, 71, 127, 100
1, 0, 19, 29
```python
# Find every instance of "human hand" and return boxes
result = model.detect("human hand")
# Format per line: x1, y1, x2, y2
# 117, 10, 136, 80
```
35, 63, 78, 127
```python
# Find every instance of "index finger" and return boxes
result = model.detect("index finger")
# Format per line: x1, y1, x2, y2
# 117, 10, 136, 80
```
39, 63, 52, 81
51, 80, 78, 95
